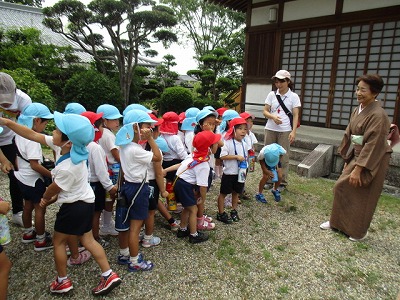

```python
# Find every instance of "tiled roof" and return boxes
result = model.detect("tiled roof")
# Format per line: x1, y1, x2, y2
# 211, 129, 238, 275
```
0, 1, 159, 67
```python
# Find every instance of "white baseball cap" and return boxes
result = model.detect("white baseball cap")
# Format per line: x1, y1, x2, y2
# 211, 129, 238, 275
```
272, 70, 291, 80
0, 72, 16, 105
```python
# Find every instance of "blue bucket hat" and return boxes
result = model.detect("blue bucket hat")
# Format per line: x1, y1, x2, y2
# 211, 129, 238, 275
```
123, 103, 152, 116
155, 136, 170, 153
181, 107, 200, 131
97, 104, 122, 120
64, 103, 86, 115
203, 105, 216, 112
54, 112, 94, 164
263, 143, 286, 167
18, 103, 53, 128
220, 110, 240, 132
115, 109, 157, 146
195, 109, 218, 124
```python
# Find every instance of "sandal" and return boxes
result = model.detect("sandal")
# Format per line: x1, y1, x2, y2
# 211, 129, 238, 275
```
197, 220, 216, 230
203, 214, 213, 223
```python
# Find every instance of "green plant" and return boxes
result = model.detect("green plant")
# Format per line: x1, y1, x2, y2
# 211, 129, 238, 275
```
159, 86, 193, 114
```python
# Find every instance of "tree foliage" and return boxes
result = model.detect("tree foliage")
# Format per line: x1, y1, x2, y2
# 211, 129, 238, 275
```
42, 0, 178, 106
2, 68, 55, 110
64, 69, 123, 111
159, 86, 193, 114
161, 0, 245, 73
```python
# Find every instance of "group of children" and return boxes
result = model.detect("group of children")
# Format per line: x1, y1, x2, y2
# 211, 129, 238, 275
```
0, 101, 287, 297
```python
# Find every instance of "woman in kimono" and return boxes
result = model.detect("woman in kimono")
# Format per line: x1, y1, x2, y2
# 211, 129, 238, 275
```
320, 74, 392, 241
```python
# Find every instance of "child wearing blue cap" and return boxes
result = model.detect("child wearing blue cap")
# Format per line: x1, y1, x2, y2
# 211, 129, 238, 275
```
0, 113, 121, 296
13, 103, 54, 251
96, 104, 122, 237
114, 109, 161, 271
256, 143, 287, 203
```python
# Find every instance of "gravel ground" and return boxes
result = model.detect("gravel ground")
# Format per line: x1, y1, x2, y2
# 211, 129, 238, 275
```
1, 168, 400, 300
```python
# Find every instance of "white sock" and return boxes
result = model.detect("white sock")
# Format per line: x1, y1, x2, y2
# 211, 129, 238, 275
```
103, 210, 112, 226
36, 233, 45, 241
144, 234, 153, 240
120, 247, 129, 257
130, 255, 139, 264
24, 227, 34, 234
102, 269, 112, 277
57, 276, 68, 283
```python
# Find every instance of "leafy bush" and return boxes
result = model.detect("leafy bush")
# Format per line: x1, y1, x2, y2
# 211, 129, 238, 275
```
64, 69, 123, 111
159, 86, 193, 114
2, 68, 56, 110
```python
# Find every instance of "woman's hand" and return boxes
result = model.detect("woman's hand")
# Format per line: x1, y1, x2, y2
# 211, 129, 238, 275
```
288, 131, 296, 144
349, 165, 363, 187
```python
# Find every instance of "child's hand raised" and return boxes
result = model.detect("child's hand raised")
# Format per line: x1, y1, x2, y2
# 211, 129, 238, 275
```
140, 128, 153, 140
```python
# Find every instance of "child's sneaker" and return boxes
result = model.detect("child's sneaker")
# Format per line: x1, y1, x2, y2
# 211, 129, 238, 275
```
92, 271, 122, 296
22, 230, 36, 244
142, 236, 161, 248
66, 245, 86, 256
202, 214, 213, 223
176, 229, 190, 238
127, 253, 154, 272
255, 193, 267, 204
99, 223, 119, 236
271, 189, 281, 202
230, 209, 240, 222
117, 254, 130, 265
169, 220, 180, 231
96, 237, 110, 249
67, 250, 92, 266
50, 277, 73, 294
217, 212, 233, 224
34, 235, 53, 251
197, 219, 215, 230
189, 231, 209, 244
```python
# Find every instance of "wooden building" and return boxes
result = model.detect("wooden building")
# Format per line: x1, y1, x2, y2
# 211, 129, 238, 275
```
209, 0, 400, 129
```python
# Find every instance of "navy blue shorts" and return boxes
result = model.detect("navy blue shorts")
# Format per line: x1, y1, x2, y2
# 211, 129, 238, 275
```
17, 178, 46, 204
174, 178, 197, 207
0, 245, 3, 253
90, 181, 106, 212
148, 180, 159, 210
115, 182, 149, 232
220, 174, 244, 195
54, 201, 94, 235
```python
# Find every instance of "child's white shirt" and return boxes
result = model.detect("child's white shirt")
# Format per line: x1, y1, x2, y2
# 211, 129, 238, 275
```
52, 158, 95, 204
87, 141, 114, 191
176, 156, 210, 187
161, 134, 188, 161
98, 128, 118, 165
220, 138, 250, 175
120, 142, 153, 183
14, 135, 43, 187
244, 131, 258, 150
183, 131, 195, 154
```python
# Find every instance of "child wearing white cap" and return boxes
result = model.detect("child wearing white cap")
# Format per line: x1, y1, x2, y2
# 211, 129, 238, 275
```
13, 103, 54, 251
0, 113, 121, 296
0, 72, 32, 227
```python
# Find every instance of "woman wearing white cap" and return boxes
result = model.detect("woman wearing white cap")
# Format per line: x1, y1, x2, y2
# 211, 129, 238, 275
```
0, 72, 32, 226
262, 70, 301, 188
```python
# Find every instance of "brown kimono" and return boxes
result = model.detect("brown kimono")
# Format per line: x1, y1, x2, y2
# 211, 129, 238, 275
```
330, 100, 392, 239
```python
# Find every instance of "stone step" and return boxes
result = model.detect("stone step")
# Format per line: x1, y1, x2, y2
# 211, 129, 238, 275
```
290, 146, 312, 162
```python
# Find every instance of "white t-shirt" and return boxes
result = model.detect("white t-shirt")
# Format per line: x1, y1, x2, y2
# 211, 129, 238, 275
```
45, 135, 61, 161
14, 135, 43, 187
52, 157, 95, 204
120, 142, 153, 183
243, 131, 258, 150
87, 142, 114, 191
220, 138, 251, 175
0, 89, 32, 146
161, 134, 188, 161
183, 131, 195, 154
264, 89, 301, 132
176, 156, 210, 187
98, 128, 118, 165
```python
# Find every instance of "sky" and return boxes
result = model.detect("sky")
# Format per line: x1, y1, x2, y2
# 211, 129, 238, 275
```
42, 0, 197, 74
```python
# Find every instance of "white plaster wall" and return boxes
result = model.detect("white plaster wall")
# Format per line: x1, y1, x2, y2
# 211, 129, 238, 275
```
283, 0, 336, 22
343, 0, 400, 13
251, 5, 277, 27
244, 83, 272, 118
